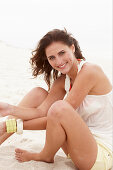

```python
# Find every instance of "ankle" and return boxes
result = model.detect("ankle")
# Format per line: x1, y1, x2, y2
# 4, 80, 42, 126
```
39, 151, 54, 163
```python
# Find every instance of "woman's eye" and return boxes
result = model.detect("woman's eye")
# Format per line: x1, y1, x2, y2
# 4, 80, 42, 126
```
49, 56, 55, 60
60, 51, 65, 55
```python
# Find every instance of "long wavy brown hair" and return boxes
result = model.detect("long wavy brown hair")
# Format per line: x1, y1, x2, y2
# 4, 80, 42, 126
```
30, 29, 85, 90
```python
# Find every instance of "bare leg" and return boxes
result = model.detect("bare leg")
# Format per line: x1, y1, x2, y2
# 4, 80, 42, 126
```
0, 87, 48, 144
0, 87, 49, 120
0, 132, 12, 145
0, 87, 68, 157
15, 100, 97, 170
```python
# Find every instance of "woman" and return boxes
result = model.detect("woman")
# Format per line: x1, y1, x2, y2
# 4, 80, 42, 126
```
0, 29, 112, 170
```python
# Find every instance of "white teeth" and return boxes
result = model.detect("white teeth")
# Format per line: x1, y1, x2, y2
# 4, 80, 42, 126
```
59, 63, 66, 68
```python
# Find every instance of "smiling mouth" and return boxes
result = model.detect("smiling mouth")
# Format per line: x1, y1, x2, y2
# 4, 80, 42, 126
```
57, 63, 67, 69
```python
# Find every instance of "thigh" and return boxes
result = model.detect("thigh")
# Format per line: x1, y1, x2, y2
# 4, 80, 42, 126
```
64, 112, 97, 169
63, 106, 97, 169
18, 87, 48, 108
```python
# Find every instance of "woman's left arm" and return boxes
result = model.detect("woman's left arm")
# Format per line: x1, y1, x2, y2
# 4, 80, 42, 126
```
65, 65, 97, 109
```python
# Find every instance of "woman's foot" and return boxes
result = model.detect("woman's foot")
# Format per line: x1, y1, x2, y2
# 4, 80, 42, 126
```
0, 102, 11, 117
15, 148, 54, 163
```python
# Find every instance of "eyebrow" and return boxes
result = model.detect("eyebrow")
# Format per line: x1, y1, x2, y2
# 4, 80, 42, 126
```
47, 50, 64, 58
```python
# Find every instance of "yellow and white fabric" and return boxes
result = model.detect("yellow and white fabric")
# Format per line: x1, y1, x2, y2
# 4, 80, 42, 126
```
6, 118, 23, 134
91, 140, 113, 170
16, 119, 23, 134
6, 119, 17, 133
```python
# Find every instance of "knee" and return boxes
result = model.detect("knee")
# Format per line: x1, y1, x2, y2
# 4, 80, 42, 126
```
31, 87, 48, 99
47, 100, 71, 119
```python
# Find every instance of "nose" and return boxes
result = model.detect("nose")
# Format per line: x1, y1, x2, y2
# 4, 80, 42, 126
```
55, 56, 62, 66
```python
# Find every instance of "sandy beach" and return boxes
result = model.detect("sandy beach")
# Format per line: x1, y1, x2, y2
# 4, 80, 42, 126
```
0, 41, 112, 170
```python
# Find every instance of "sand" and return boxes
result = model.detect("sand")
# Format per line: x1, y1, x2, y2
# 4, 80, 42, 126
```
0, 131, 77, 170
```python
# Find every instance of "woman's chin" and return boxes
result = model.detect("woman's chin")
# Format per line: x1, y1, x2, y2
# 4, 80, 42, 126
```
56, 66, 69, 74
59, 69, 68, 75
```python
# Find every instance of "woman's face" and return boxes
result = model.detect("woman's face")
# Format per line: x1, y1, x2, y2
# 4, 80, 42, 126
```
45, 41, 75, 74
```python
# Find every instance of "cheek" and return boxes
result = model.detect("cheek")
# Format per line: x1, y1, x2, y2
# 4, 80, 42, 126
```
48, 60, 54, 67
66, 53, 74, 63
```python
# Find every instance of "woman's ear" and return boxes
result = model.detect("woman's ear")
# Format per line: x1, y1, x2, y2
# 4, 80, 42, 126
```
71, 44, 75, 53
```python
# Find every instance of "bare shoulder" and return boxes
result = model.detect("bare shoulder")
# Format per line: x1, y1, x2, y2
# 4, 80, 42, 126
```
79, 62, 110, 83
81, 62, 112, 94
82, 62, 111, 80
81, 62, 103, 76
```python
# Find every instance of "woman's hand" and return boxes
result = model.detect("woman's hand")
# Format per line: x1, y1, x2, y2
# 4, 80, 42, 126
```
0, 102, 12, 117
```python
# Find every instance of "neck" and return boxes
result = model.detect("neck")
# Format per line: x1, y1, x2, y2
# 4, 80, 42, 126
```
67, 59, 78, 81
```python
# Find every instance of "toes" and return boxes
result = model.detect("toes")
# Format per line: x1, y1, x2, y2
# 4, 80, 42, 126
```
15, 148, 27, 162
15, 148, 32, 162
15, 148, 21, 153
15, 148, 24, 153
16, 157, 22, 162
15, 152, 21, 157
15, 155, 21, 160
15, 154, 22, 162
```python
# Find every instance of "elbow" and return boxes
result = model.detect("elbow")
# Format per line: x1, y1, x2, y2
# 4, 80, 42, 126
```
64, 99, 77, 110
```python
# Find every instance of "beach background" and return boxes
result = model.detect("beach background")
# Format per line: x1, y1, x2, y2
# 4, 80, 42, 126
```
0, 0, 112, 169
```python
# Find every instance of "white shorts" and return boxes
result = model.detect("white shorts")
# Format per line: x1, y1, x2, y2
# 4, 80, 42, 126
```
91, 140, 112, 170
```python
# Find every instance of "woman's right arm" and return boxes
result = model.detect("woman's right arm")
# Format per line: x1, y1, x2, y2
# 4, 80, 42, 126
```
1, 75, 66, 120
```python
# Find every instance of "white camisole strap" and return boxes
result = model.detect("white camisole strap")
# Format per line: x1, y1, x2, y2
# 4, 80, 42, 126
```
77, 60, 87, 73
65, 60, 87, 93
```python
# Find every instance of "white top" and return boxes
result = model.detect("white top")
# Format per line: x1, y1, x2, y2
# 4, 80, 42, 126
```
65, 60, 113, 151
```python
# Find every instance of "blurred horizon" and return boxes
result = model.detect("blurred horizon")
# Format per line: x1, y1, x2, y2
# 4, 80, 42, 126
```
0, 1, 112, 43
0, 0, 112, 72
